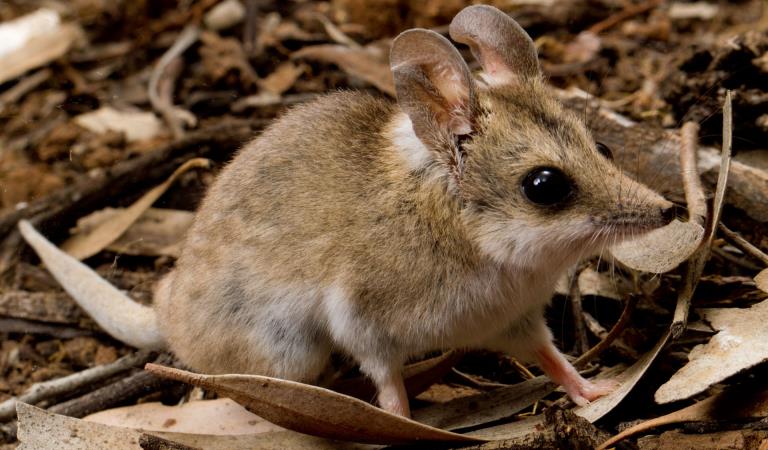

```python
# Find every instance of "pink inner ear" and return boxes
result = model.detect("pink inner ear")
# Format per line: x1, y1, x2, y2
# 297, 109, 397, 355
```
430, 62, 472, 135
481, 57, 517, 85
431, 63, 469, 106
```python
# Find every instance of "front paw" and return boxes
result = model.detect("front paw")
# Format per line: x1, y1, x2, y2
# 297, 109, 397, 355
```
565, 378, 616, 406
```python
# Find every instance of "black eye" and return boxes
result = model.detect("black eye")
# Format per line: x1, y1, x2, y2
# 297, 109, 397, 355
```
596, 142, 613, 160
521, 167, 573, 206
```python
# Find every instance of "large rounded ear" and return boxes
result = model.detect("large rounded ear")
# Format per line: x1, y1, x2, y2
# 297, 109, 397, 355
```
449, 5, 540, 84
390, 28, 477, 151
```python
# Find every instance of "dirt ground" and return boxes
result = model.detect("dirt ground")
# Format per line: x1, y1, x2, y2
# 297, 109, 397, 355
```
1, 0, 768, 448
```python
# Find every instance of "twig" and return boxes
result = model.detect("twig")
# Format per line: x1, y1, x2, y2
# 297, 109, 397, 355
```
711, 246, 762, 272
315, 13, 361, 48
574, 294, 639, 368
449, 368, 509, 390
2, 355, 178, 443
0, 350, 155, 421
679, 122, 706, 224
588, 0, 662, 35
0, 69, 51, 114
718, 223, 768, 267
0, 317, 92, 340
671, 91, 733, 338
148, 24, 200, 139
581, 312, 638, 360
47, 354, 177, 418
511, 359, 536, 380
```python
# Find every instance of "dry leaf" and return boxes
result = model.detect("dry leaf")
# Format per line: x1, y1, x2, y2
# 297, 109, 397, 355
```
84, 398, 283, 435
106, 208, 194, 257
61, 158, 210, 260
316, 14, 361, 48
144, 363, 481, 445
17, 402, 371, 449
467, 415, 545, 441
199, 30, 258, 87
610, 220, 705, 273
575, 330, 671, 423
74, 107, 162, 142
0, 9, 82, 84
413, 376, 555, 431
17, 402, 142, 450
599, 387, 768, 449
293, 44, 395, 96
655, 299, 768, 404
756, 269, 768, 293
258, 62, 304, 95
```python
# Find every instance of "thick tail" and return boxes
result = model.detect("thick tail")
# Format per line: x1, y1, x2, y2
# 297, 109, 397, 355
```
18, 220, 166, 349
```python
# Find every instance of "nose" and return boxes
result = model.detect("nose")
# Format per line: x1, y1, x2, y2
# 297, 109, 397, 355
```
660, 204, 679, 224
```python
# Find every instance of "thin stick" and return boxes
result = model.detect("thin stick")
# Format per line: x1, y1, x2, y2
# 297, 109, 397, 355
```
588, 0, 662, 35
718, 223, 768, 267
671, 91, 734, 338
0, 350, 154, 421
711, 246, 762, 272
148, 24, 200, 139
0, 317, 92, 339
0, 69, 51, 114
679, 122, 706, 225
48, 354, 176, 418
574, 294, 639, 368
581, 312, 637, 359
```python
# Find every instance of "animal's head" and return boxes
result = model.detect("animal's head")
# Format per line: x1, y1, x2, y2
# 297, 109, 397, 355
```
390, 5, 674, 269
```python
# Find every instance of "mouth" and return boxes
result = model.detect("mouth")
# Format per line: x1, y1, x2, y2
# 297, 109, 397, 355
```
589, 214, 672, 243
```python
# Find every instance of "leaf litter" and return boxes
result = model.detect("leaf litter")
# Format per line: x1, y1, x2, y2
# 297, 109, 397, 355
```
143, 363, 481, 445
655, 299, 768, 404
60, 158, 210, 260
3, 1, 768, 449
